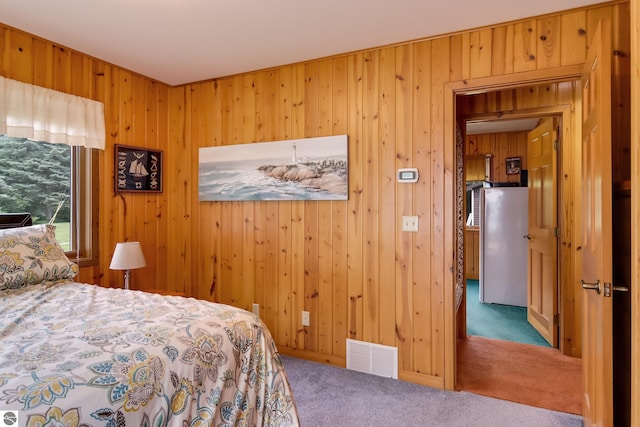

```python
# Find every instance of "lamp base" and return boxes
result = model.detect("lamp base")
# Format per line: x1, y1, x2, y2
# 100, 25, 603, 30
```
123, 269, 131, 290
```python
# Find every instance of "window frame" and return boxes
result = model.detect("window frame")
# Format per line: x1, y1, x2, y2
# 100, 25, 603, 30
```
0, 137, 99, 267
70, 146, 99, 267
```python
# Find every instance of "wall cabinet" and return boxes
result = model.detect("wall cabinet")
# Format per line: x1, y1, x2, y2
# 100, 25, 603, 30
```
465, 155, 489, 181
464, 227, 480, 280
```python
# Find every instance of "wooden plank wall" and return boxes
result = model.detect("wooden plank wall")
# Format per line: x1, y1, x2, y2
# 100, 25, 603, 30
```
465, 131, 528, 183
168, 2, 629, 387
0, 24, 171, 292
1, 1, 631, 391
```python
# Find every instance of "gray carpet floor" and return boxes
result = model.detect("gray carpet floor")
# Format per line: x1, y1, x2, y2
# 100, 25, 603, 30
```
281, 355, 583, 427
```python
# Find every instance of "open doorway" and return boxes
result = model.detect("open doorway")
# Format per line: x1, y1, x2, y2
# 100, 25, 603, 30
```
462, 116, 554, 348
453, 83, 583, 357
452, 82, 583, 414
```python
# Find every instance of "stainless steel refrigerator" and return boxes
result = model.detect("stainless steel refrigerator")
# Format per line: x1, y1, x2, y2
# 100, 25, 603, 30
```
479, 186, 528, 307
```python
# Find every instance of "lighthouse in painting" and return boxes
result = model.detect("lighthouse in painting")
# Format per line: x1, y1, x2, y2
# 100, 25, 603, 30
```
291, 141, 297, 164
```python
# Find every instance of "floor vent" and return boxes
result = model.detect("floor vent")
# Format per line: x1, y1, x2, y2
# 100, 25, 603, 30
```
346, 338, 398, 379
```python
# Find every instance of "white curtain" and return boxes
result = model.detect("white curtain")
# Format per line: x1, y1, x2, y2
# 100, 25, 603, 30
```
0, 76, 105, 149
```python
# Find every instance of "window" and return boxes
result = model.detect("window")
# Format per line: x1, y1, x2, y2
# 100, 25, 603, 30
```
0, 135, 98, 265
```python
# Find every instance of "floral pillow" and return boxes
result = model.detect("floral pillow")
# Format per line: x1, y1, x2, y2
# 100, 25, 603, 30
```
0, 224, 78, 291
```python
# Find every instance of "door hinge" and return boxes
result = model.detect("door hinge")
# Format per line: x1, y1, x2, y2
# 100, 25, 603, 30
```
553, 140, 559, 150
553, 313, 560, 325
554, 227, 558, 237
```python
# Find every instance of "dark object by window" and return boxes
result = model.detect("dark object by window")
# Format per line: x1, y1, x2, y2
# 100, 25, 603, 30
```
0, 212, 32, 229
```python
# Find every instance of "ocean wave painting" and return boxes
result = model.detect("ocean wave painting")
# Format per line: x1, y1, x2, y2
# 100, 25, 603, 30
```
198, 135, 348, 201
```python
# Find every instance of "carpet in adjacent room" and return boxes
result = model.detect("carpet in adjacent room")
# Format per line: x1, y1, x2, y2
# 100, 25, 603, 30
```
466, 279, 550, 347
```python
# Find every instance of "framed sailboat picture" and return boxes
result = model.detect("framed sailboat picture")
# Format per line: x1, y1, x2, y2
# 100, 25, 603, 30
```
115, 145, 163, 192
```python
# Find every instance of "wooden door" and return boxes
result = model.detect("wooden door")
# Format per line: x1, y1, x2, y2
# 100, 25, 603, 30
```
580, 19, 614, 426
526, 117, 558, 347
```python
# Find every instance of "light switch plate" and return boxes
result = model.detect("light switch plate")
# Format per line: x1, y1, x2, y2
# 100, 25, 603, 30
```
402, 216, 419, 232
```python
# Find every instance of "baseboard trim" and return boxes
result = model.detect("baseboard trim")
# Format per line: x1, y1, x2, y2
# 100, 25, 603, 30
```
278, 346, 346, 368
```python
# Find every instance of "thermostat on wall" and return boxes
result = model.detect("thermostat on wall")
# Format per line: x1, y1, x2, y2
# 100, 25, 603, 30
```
397, 168, 419, 183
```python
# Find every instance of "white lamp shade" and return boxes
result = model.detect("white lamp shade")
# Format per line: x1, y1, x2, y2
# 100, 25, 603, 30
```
109, 242, 147, 270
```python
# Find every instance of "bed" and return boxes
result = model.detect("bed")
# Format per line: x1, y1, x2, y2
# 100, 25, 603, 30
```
0, 222, 300, 426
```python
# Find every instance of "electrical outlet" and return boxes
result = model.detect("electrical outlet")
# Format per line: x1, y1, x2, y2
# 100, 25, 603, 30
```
301, 311, 310, 326
252, 303, 260, 317
402, 215, 419, 232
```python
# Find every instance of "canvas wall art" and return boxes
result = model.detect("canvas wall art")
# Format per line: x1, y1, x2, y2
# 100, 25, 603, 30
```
199, 135, 348, 201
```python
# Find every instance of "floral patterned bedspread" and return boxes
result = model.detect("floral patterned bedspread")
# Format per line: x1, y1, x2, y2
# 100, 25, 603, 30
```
0, 281, 299, 426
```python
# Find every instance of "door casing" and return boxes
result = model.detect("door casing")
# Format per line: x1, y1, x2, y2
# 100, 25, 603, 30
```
444, 65, 583, 390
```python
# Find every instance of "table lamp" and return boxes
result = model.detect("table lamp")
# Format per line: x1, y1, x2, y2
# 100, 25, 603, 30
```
109, 241, 146, 290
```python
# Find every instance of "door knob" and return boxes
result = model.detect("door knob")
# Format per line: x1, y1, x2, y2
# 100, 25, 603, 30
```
580, 279, 601, 294
523, 234, 532, 240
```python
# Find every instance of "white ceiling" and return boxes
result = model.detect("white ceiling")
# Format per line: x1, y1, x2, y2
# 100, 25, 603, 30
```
0, 0, 605, 86
466, 118, 541, 135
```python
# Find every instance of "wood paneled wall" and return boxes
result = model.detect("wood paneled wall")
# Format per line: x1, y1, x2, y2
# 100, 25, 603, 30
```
465, 131, 528, 183
167, 2, 629, 388
1, 1, 632, 392
0, 24, 171, 291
